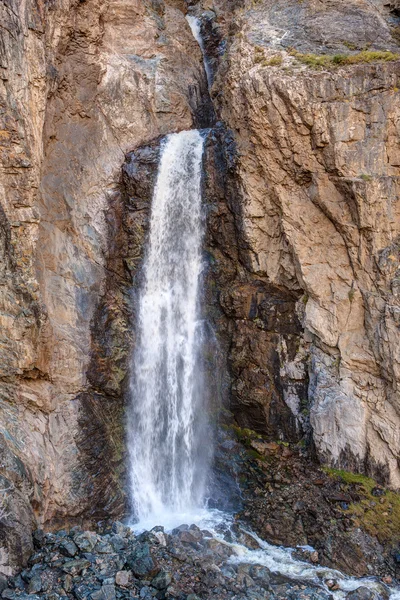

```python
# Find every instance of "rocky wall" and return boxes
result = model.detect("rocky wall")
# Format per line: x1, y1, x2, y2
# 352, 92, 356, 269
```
200, 0, 400, 486
0, 0, 208, 573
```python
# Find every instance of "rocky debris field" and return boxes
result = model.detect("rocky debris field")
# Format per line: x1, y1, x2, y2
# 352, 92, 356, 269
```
216, 428, 400, 579
0, 519, 397, 600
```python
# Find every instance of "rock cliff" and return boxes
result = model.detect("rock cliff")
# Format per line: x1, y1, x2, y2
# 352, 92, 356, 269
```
192, 0, 400, 484
0, 0, 206, 572
1, 0, 400, 576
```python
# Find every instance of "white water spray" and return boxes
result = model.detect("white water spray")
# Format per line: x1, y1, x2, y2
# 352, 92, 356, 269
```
128, 129, 210, 531
187, 15, 213, 89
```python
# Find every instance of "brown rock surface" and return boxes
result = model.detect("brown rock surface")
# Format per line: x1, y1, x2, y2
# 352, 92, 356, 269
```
204, 0, 400, 486
0, 0, 207, 573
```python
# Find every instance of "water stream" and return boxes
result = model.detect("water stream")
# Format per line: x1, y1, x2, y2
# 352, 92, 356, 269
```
128, 129, 211, 532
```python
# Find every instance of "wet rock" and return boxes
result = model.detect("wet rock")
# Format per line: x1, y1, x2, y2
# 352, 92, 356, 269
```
109, 535, 126, 553
27, 575, 41, 594
62, 559, 91, 576
188, 525, 203, 541
237, 530, 261, 550
204, 538, 234, 559
171, 525, 189, 536
63, 574, 73, 592
2, 522, 395, 600
111, 522, 131, 539
59, 538, 79, 557
74, 533, 99, 554
72, 583, 95, 599
95, 555, 125, 577
152, 530, 167, 547
0, 580, 6, 595
91, 584, 116, 600
32, 531, 45, 550
94, 539, 113, 554
167, 544, 187, 563
126, 544, 159, 579
250, 565, 271, 589
346, 587, 378, 600
152, 569, 172, 590
176, 531, 198, 546
139, 586, 153, 599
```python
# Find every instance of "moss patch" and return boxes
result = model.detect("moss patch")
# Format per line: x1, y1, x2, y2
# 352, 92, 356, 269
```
254, 47, 283, 67
263, 55, 283, 67
324, 467, 400, 544
228, 424, 262, 445
289, 49, 400, 69
360, 173, 373, 182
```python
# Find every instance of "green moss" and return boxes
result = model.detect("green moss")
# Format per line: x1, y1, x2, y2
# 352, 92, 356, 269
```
289, 50, 332, 68
348, 288, 355, 302
290, 49, 400, 69
254, 47, 283, 67
360, 173, 373, 182
263, 54, 283, 67
229, 424, 262, 446
324, 467, 400, 544
324, 467, 376, 491
247, 449, 265, 461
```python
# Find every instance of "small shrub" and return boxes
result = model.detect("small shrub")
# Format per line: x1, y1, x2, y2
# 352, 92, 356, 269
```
264, 54, 283, 67
343, 41, 358, 51
254, 47, 283, 67
391, 25, 400, 44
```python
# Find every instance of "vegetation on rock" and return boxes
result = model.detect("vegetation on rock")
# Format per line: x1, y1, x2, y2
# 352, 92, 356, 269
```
289, 49, 400, 68
324, 468, 400, 545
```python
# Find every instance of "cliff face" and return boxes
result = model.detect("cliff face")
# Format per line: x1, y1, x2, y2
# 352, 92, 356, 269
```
0, 0, 206, 572
197, 0, 400, 486
1, 0, 400, 576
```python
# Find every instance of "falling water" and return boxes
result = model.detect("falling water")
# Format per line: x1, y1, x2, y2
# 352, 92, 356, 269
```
129, 129, 210, 531
187, 15, 213, 89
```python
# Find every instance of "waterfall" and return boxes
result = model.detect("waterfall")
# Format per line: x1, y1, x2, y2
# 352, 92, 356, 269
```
128, 129, 210, 530
187, 16, 213, 89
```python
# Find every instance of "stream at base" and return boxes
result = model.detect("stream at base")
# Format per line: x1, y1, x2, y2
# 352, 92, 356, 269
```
131, 510, 400, 600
